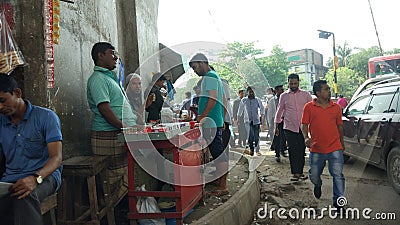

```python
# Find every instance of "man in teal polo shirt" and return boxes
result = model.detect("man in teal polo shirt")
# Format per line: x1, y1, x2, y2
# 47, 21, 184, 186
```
0, 74, 62, 225
87, 42, 137, 203
190, 53, 229, 196
87, 42, 137, 131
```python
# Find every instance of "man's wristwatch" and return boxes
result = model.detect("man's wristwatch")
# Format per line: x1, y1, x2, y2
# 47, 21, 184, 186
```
33, 173, 43, 184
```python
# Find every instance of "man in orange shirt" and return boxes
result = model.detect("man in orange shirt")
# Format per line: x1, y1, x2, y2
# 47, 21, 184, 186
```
301, 80, 345, 212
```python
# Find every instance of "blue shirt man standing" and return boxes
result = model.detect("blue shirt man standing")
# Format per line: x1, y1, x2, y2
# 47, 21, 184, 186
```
0, 74, 62, 225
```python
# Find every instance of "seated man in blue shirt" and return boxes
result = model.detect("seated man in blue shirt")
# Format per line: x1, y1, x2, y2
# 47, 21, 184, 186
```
0, 74, 62, 225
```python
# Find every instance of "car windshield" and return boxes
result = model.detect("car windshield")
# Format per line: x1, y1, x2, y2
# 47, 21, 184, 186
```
347, 95, 370, 115
374, 60, 400, 75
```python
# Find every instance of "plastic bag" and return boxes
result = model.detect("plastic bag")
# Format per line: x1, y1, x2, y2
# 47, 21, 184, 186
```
136, 185, 166, 225
0, 11, 25, 74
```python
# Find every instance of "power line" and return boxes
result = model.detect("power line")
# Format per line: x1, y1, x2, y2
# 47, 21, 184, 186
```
207, 9, 228, 44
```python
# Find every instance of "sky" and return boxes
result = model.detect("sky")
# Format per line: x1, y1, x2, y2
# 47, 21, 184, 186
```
158, 0, 400, 63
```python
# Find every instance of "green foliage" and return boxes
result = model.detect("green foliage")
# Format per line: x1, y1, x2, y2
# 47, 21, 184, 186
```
323, 45, 400, 99
212, 62, 245, 95
385, 48, 400, 54
216, 42, 289, 97
324, 67, 366, 99
337, 41, 352, 67
217, 41, 267, 95
258, 45, 289, 89
219, 41, 264, 59
345, 46, 382, 79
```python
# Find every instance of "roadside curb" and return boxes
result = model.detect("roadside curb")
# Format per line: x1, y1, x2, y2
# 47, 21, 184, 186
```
191, 152, 260, 225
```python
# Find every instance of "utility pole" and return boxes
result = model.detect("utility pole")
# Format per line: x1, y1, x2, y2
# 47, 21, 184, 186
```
368, 0, 384, 56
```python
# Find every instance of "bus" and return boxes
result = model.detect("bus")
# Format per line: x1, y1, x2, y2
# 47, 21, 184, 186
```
368, 53, 400, 78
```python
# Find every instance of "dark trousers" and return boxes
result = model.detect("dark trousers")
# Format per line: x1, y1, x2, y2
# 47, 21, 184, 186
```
0, 175, 57, 225
202, 127, 227, 162
222, 122, 231, 150
271, 122, 286, 157
284, 129, 306, 175
248, 123, 260, 153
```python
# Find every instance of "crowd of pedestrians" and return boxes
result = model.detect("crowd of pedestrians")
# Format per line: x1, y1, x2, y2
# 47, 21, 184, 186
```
226, 73, 346, 211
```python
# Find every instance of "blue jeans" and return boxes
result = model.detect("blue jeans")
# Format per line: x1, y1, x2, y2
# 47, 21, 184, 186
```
248, 123, 260, 153
309, 150, 345, 204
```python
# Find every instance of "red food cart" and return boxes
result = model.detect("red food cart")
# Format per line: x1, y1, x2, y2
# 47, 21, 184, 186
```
119, 123, 204, 225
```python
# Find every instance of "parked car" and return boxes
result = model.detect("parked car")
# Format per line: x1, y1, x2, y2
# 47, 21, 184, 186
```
342, 80, 400, 194
350, 74, 399, 103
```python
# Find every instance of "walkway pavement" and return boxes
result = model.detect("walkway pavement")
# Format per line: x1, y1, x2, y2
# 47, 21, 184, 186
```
192, 131, 271, 225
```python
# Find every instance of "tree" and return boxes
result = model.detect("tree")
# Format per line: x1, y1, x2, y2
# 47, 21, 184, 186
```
212, 62, 245, 94
347, 46, 382, 79
219, 41, 264, 59
217, 41, 267, 95
258, 45, 289, 89
217, 42, 289, 97
385, 48, 400, 55
337, 41, 352, 67
324, 67, 365, 99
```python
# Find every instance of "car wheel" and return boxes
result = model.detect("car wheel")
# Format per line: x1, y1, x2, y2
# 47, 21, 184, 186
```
387, 147, 400, 194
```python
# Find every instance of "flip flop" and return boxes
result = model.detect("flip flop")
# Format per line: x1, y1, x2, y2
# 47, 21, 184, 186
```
299, 174, 308, 180
209, 189, 229, 197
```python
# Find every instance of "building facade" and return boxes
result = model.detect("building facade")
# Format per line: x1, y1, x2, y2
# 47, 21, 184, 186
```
287, 49, 328, 91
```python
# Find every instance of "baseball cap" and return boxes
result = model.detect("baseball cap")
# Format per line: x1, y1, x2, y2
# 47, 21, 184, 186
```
189, 53, 208, 66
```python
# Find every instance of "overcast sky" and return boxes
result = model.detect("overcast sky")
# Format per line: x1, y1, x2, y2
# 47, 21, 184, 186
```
158, 0, 399, 62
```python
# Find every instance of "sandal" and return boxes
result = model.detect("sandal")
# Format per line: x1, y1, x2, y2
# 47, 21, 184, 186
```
290, 174, 308, 181
299, 174, 308, 180
290, 176, 300, 181
209, 189, 229, 197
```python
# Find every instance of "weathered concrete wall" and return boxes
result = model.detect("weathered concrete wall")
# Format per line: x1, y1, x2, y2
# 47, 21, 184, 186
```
50, 0, 120, 157
12, 0, 47, 104
115, 0, 139, 81
10, 0, 160, 158
134, 0, 160, 89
